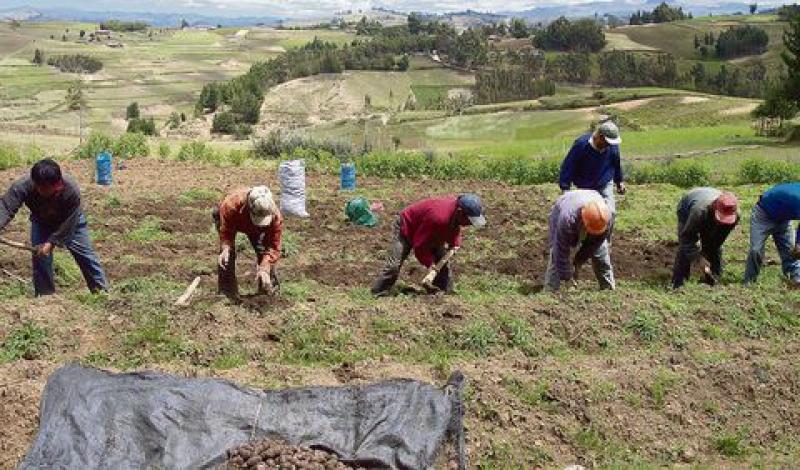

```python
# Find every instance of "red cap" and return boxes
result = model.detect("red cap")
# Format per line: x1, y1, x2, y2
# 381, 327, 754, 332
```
713, 192, 738, 225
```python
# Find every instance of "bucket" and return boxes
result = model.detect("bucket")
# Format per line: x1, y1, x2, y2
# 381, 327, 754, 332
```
340, 162, 356, 191
96, 151, 112, 186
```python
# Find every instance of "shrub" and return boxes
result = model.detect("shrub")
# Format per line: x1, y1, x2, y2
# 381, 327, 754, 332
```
126, 102, 140, 120
212, 111, 237, 134
113, 132, 149, 159
0, 143, 42, 171
77, 131, 114, 159
166, 112, 181, 129
126, 117, 157, 136
158, 142, 171, 158
177, 141, 221, 164
738, 158, 799, 184
0, 322, 47, 363
46, 54, 102, 73
626, 160, 710, 188
252, 130, 353, 160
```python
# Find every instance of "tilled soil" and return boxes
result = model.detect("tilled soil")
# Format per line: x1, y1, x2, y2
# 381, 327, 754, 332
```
4, 159, 791, 469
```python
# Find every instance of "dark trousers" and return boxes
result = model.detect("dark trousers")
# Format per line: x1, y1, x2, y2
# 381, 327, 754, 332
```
212, 207, 279, 298
672, 211, 733, 288
31, 214, 107, 296
371, 217, 452, 295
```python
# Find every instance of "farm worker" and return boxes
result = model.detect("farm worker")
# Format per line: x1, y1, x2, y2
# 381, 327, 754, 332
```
371, 193, 486, 296
743, 182, 800, 286
543, 190, 614, 291
0, 158, 108, 296
672, 188, 739, 288
213, 186, 282, 298
559, 121, 625, 212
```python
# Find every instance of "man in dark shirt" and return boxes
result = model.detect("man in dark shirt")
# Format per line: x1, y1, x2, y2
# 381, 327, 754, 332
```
559, 121, 626, 212
672, 188, 739, 288
0, 159, 107, 295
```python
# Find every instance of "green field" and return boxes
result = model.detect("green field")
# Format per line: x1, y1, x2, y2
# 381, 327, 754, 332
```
0, 22, 355, 137
613, 15, 787, 64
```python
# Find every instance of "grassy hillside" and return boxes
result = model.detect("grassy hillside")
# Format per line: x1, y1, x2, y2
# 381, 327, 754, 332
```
611, 15, 786, 66
0, 22, 354, 137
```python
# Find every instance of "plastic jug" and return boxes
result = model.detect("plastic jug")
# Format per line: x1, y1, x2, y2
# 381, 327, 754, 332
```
96, 151, 112, 186
340, 162, 356, 191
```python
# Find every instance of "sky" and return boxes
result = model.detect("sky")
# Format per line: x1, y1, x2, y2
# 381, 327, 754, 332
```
1, 0, 787, 19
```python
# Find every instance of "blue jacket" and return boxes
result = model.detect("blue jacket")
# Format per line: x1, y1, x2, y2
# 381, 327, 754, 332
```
759, 182, 800, 240
559, 133, 623, 191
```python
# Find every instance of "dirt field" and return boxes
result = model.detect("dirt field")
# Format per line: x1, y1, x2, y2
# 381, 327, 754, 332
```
1, 158, 799, 468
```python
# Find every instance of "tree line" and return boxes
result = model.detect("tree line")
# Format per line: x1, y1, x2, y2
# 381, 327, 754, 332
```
629, 2, 690, 25
99, 20, 149, 32
34, 51, 103, 73
531, 17, 605, 52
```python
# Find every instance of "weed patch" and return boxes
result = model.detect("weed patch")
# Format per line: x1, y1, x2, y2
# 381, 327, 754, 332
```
0, 321, 47, 363
126, 216, 171, 242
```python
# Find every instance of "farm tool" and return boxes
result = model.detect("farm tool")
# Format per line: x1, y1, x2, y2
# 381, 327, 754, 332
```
0, 236, 36, 254
421, 246, 458, 292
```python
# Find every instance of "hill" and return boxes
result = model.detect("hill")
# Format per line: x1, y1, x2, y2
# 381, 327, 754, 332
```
608, 14, 786, 66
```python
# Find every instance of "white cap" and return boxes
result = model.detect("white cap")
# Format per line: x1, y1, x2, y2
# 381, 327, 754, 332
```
247, 186, 276, 227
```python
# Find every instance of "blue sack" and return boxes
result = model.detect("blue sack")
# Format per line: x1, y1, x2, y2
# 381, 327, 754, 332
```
340, 162, 356, 191
96, 151, 112, 186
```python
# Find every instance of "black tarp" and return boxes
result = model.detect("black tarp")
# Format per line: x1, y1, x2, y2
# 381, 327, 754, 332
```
20, 365, 465, 470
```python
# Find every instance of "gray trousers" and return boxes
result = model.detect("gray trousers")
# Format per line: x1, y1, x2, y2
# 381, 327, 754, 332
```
743, 204, 800, 284
371, 217, 452, 295
543, 239, 615, 291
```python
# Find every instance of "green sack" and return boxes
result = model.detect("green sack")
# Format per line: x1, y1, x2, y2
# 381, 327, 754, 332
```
345, 197, 378, 227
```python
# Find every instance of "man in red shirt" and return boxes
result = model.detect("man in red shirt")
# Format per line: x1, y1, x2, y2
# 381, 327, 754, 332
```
371, 193, 486, 296
212, 186, 282, 298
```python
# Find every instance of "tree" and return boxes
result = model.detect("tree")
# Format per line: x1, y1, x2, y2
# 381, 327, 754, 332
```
533, 17, 605, 53
694, 35, 701, 49
180, 18, 189, 29
126, 102, 140, 120
32, 49, 45, 65
782, 10, 800, 104
62, 34, 67, 42
408, 12, 423, 35
66, 80, 86, 111
715, 25, 769, 59
79, 30, 86, 38
750, 3, 758, 15
510, 18, 529, 39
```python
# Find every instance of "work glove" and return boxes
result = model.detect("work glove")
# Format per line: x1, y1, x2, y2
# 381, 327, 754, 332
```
256, 268, 274, 295
218, 246, 231, 269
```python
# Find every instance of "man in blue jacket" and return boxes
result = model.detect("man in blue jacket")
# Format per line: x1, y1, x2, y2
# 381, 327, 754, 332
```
559, 121, 626, 212
744, 182, 800, 286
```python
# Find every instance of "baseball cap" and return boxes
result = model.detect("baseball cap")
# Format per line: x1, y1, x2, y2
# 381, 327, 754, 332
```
458, 193, 486, 227
712, 191, 738, 225
581, 199, 610, 236
247, 186, 276, 227
597, 121, 621, 145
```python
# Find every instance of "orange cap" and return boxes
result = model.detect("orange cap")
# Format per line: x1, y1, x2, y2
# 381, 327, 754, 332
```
581, 200, 610, 236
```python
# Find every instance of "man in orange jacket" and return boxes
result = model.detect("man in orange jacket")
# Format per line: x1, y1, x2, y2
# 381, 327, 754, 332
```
212, 186, 282, 298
